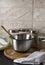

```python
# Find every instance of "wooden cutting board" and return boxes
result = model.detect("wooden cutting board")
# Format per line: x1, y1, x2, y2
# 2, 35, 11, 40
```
4, 46, 36, 60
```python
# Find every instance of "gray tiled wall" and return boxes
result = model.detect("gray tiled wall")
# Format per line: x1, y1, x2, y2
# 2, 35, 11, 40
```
0, 0, 45, 37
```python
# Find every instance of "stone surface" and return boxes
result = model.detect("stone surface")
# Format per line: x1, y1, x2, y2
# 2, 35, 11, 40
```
0, 0, 45, 37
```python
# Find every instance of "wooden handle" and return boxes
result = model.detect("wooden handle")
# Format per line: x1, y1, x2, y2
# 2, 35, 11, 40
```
1, 25, 14, 38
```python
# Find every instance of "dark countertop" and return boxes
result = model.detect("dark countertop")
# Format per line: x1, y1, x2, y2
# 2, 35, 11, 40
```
0, 50, 33, 65
0, 51, 44, 65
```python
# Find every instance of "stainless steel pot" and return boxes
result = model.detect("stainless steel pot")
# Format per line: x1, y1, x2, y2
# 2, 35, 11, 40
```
8, 29, 31, 45
11, 33, 33, 52
9, 29, 34, 52
9, 29, 37, 52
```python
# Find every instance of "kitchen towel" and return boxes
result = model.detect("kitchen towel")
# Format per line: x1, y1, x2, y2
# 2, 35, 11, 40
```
0, 38, 9, 50
13, 51, 45, 64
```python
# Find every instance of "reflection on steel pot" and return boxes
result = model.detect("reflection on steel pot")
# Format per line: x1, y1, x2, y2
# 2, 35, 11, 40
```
10, 33, 33, 52
12, 39, 32, 52
8, 29, 31, 46
8, 28, 30, 35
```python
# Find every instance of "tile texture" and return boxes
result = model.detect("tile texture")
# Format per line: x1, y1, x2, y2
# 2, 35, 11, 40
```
0, 0, 45, 37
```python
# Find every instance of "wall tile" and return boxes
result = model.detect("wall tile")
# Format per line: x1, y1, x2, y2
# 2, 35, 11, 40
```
0, 0, 45, 38
35, 0, 45, 8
